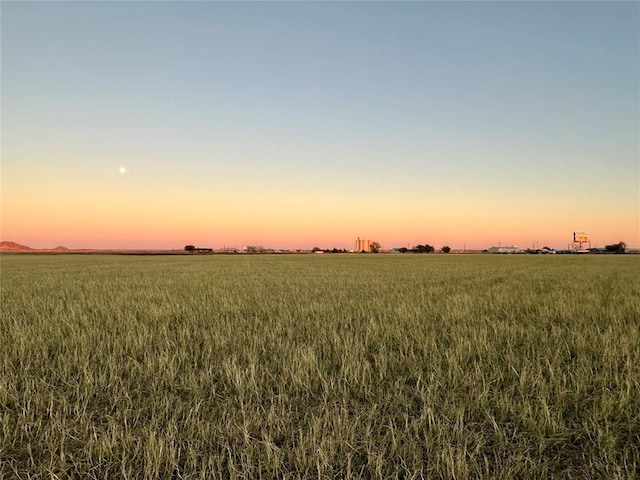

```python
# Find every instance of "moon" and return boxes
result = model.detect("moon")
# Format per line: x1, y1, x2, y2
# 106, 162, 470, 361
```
119, 167, 126, 174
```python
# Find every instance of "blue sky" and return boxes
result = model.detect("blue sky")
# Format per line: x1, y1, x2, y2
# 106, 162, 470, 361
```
2, 1, 638, 249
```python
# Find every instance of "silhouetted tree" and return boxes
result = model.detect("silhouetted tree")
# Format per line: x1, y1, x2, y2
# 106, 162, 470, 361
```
441, 246, 451, 253
605, 242, 626, 254
370, 241, 381, 253
412, 244, 435, 253
184, 245, 195, 253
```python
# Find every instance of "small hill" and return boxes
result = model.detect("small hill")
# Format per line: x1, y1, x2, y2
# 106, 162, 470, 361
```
0, 241, 34, 252
52, 246, 70, 251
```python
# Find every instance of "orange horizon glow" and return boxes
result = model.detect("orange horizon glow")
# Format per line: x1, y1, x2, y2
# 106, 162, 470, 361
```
3, 213, 638, 251
4, 168, 638, 251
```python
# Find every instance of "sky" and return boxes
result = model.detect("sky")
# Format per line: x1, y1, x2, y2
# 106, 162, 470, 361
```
2, 1, 638, 250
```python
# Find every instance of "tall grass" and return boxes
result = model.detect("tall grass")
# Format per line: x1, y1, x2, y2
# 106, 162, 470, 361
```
1, 254, 639, 478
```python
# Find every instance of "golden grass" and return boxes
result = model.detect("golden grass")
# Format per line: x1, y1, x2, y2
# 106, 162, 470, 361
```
2, 254, 639, 478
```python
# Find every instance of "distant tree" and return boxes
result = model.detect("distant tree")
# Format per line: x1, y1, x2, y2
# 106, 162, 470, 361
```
605, 242, 626, 254
370, 241, 381, 253
312, 246, 322, 252
441, 245, 451, 254
246, 245, 264, 253
398, 247, 408, 253
184, 245, 196, 253
413, 244, 435, 253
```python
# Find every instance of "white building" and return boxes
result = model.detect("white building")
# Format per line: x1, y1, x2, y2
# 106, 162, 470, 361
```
487, 245, 522, 254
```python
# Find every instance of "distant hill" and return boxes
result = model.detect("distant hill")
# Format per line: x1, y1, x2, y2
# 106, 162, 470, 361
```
0, 241, 34, 252
0, 241, 72, 252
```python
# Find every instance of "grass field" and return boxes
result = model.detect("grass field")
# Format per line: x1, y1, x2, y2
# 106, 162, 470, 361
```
1, 254, 639, 479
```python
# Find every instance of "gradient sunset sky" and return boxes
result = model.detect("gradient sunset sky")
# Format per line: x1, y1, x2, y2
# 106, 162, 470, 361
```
2, 1, 638, 250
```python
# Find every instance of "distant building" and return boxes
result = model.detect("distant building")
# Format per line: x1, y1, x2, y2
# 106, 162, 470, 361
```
355, 237, 372, 252
488, 245, 522, 254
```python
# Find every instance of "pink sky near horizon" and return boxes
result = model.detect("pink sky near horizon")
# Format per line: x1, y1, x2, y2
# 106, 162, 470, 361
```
2, 168, 637, 250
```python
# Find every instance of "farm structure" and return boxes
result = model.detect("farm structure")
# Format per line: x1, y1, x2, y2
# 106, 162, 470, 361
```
487, 245, 522, 254
355, 237, 372, 252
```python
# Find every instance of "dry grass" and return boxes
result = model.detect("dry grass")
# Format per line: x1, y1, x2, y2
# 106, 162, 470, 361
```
1, 254, 639, 478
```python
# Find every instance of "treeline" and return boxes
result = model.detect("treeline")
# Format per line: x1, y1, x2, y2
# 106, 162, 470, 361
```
604, 242, 627, 253
397, 245, 451, 253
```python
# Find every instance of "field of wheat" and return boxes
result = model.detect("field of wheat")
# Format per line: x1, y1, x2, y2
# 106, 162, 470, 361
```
1, 254, 638, 479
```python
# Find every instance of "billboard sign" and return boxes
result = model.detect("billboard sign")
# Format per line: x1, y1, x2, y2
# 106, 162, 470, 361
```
573, 231, 589, 243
